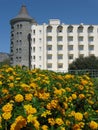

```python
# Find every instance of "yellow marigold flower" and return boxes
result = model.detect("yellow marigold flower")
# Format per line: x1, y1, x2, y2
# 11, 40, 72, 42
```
0, 81, 2, 85
41, 110, 51, 118
41, 125, 48, 130
68, 96, 72, 102
2, 112, 12, 120
51, 99, 58, 108
0, 116, 2, 123
33, 120, 40, 129
8, 76, 14, 81
66, 120, 70, 126
27, 114, 39, 129
38, 92, 50, 100
79, 122, 85, 128
55, 118, 64, 126
24, 104, 37, 115
65, 74, 74, 79
87, 99, 94, 105
9, 83, 14, 88
63, 102, 68, 109
30, 82, 38, 89
60, 127, 65, 130
74, 112, 83, 121
15, 94, 24, 102
84, 112, 89, 119
46, 103, 52, 110
66, 87, 71, 92
72, 94, 77, 100
89, 121, 98, 130
78, 94, 85, 99
2, 88, 9, 94
20, 83, 30, 91
25, 93, 33, 101
27, 115, 37, 123
2, 103, 13, 112
5, 67, 13, 72
78, 85, 84, 90
48, 118, 55, 126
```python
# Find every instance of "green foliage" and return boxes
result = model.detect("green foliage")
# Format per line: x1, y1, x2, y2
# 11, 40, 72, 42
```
69, 55, 98, 70
0, 59, 10, 67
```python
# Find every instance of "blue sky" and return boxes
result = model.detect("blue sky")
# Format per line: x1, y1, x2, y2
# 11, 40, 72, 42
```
0, 0, 98, 53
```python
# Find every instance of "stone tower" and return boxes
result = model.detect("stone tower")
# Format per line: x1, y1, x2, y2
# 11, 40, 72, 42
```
10, 5, 37, 69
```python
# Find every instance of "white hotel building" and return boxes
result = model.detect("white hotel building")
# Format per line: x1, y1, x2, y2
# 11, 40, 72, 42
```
31, 19, 98, 72
10, 5, 98, 72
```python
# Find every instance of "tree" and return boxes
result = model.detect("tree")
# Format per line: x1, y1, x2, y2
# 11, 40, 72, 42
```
68, 55, 98, 70
0, 59, 10, 67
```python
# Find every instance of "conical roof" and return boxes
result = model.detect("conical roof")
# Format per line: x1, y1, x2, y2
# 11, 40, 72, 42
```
10, 5, 37, 24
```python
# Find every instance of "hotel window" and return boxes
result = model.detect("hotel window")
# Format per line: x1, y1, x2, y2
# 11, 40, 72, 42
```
39, 30, 42, 34
39, 56, 41, 60
47, 54, 52, 59
68, 36, 73, 41
47, 63, 52, 68
19, 48, 22, 53
79, 45, 84, 50
57, 36, 63, 42
58, 45, 63, 50
58, 54, 63, 59
57, 25, 63, 32
69, 54, 73, 59
88, 26, 93, 33
67, 25, 73, 33
79, 54, 84, 57
78, 25, 83, 33
68, 45, 73, 50
47, 45, 52, 50
58, 63, 63, 68
39, 47, 42, 51
78, 36, 83, 41
33, 30, 35, 35
88, 37, 94, 42
33, 38, 35, 43
89, 45, 94, 50
33, 56, 35, 61
47, 36, 52, 42
47, 25, 52, 33
39, 38, 42, 43
19, 57, 21, 62
33, 47, 35, 52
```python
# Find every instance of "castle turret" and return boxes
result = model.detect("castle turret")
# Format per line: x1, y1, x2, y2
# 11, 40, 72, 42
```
10, 5, 37, 68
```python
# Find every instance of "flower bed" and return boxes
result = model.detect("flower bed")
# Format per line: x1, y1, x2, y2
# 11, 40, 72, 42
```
0, 65, 98, 130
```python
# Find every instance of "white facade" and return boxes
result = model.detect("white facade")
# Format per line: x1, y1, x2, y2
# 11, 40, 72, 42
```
31, 19, 98, 72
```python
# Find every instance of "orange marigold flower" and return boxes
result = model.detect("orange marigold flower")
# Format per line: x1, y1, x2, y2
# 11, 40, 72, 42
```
78, 94, 85, 99
41, 125, 48, 130
8, 76, 14, 81
2, 88, 9, 94
48, 118, 55, 126
25, 93, 33, 101
72, 124, 81, 130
